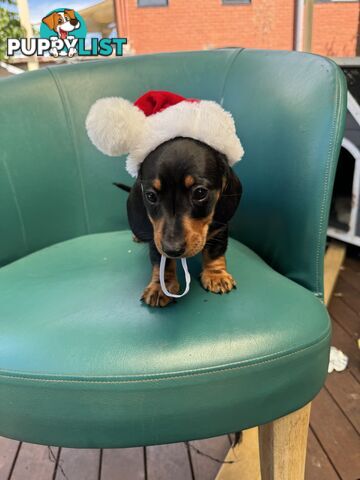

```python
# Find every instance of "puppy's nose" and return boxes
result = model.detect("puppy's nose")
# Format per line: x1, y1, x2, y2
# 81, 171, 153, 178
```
162, 242, 186, 258
70, 19, 78, 26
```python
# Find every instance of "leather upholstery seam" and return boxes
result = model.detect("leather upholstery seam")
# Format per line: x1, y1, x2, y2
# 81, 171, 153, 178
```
315, 63, 341, 295
219, 48, 245, 106
47, 68, 91, 233
1, 158, 29, 253
0, 330, 331, 384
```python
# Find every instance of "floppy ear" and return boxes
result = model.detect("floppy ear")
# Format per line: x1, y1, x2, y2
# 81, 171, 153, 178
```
64, 9, 76, 20
42, 12, 56, 31
127, 177, 153, 243
113, 182, 131, 193
214, 154, 242, 224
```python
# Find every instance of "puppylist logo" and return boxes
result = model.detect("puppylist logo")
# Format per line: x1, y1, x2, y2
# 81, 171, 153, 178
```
7, 7, 127, 58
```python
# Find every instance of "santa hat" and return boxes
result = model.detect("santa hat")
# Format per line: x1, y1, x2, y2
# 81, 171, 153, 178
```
86, 90, 244, 177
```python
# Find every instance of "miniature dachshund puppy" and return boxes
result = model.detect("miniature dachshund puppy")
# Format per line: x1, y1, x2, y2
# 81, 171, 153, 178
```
123, 137, 242, 307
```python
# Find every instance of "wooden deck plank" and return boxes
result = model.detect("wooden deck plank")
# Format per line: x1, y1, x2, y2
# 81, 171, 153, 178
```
306, 428, 340, 480
0, 437, 19, 479
146, 443, 192, 480
340, 265, 360, 293
329, 296, 359, 340
345, 256, 360, 274
101, 448, 145, 480
54, 449, 100, 480
310, 388, 360, 480
326, 370, 360, 434
216, 428, 260, 480
217, 420, 345, 480
330, 318, 360, 382
190, 435, 231, 480
10, 444, 58, 480
335, 275, 360, 314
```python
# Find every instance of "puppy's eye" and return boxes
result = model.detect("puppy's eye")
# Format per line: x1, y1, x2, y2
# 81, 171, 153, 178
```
58, 18, 63, 24
192, 186, 208, 202
145, 191, 158, 204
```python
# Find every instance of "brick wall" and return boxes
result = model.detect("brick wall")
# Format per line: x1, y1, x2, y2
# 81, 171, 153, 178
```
115, 0, 359, 57
313, 2, 359, 57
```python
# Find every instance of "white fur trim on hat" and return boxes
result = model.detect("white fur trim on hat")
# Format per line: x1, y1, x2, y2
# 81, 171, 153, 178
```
86, 97, 147, 157
127, 100, 243, 176
86, 97, 244, 177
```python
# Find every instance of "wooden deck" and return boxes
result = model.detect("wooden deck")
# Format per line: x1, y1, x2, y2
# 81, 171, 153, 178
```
0, 252, 359, 480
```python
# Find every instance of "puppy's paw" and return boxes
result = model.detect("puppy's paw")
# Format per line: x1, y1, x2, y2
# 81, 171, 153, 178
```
201, 270, 236, 294
68, 47, 77, 58
141, 280, 179, 307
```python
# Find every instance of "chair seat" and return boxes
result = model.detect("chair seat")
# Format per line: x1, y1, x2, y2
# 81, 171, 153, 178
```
0, 231, 330, 448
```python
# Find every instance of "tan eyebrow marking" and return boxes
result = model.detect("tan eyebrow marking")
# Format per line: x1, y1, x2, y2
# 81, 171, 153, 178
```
184, 175, 195, 188
152, 178, 161, 190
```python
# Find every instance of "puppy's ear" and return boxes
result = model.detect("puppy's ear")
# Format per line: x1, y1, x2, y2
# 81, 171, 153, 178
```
127, 176, 153, 243
214, 153, 242, 224
64, 9, 76, 19
42, 12, 56, 31
113, 182, 131, 193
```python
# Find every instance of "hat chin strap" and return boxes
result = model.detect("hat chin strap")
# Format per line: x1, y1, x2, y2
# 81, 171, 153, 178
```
159, 255, 191, 298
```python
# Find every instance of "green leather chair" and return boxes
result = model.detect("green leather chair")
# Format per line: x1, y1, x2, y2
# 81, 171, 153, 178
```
0, 49, 346, 479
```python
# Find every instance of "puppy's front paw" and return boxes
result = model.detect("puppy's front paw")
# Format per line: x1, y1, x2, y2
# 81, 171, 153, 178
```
68, 47, 77, 57
201, 270, 236, 294
141, 280, 179, 307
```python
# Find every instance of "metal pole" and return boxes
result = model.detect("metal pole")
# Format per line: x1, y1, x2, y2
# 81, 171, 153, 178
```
294, 0, 304, 51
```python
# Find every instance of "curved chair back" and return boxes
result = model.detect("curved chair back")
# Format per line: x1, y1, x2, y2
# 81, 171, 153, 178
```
0, 49, 347, 296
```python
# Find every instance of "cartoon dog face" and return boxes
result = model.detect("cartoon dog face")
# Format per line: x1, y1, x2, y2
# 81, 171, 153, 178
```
42, 9, 80, 40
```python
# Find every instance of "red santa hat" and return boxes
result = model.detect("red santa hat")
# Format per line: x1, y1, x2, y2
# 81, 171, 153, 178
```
86, 90, 244, 177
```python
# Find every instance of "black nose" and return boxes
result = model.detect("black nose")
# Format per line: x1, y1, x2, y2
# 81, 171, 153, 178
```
70, 19, 78, 26
162, 242, 186, 258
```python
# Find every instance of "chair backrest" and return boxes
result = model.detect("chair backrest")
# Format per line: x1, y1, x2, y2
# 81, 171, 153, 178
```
0, 49, 346, 296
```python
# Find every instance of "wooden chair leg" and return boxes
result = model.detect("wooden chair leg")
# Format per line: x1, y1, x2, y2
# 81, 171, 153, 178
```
258, 402, 311, 480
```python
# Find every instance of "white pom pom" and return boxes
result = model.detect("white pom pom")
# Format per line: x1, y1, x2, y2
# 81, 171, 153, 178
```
86, 97, 146, 157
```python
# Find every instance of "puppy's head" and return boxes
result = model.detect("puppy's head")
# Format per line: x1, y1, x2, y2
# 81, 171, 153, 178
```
139, 137, 240, 258
42, 9, 80, 38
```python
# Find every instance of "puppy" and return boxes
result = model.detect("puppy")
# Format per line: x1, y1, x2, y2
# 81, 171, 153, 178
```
42, 9, 80, 57
125, 137, 242, 307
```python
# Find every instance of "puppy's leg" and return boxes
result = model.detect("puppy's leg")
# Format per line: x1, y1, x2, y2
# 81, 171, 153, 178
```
50, 47, 59, 57
68, 47, 77, 57
201, 226, 236, 294
141, 242, 180, 307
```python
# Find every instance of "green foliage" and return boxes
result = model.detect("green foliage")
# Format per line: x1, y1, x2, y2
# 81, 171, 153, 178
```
0, 0, 25, 61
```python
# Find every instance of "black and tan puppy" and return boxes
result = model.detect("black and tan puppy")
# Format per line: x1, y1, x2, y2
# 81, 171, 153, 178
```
86, 91, 244, 307
125, 137, 242, 307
